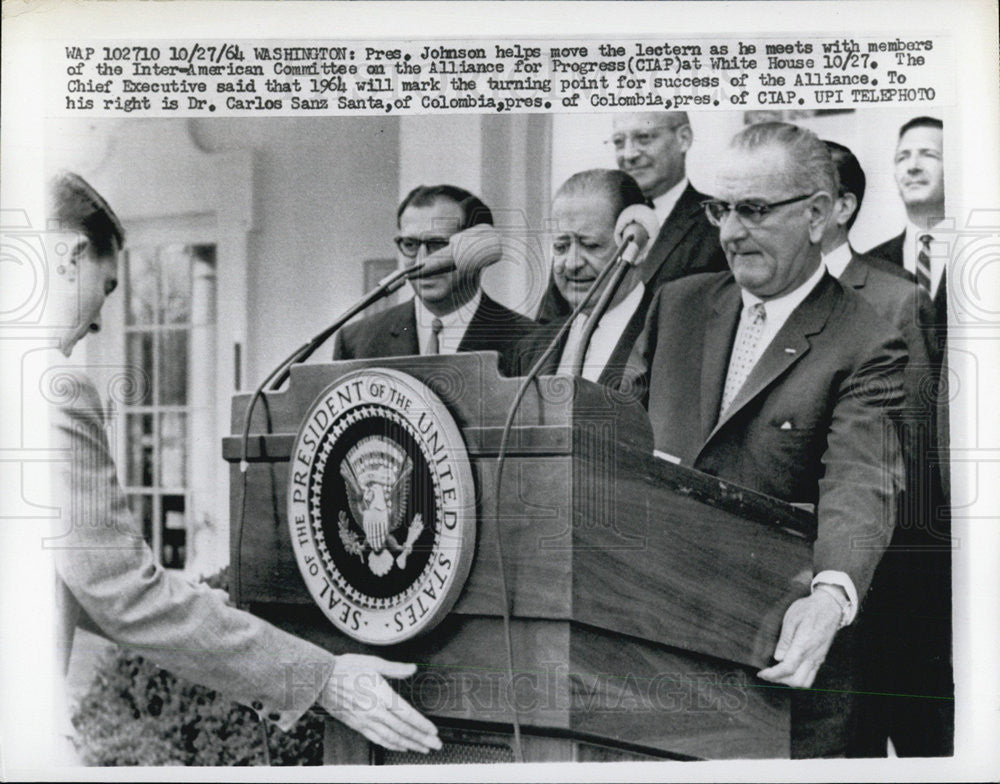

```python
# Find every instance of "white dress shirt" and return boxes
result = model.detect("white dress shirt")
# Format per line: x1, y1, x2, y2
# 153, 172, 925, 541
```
736, 259, 827, 369
902, 221, 947, 298
651, 177, 689, 225
556, 283, 645, 381
821, 241, 853, 280
413, 290, 482, 355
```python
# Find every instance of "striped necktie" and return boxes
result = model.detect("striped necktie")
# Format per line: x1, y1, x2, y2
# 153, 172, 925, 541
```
917, 233, 933, 294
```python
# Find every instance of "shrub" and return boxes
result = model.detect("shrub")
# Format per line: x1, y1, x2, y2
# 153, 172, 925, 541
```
70, 567, 324, 766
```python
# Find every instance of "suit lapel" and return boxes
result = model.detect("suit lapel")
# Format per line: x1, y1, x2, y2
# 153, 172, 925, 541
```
706, 274, 837, 443
934, 268, 948, 337
542, 323, 569, 376
699, 280, 742, 441
598, 286, 653, 387
456, 294, 494, 354
838, 253, 869, 292
639, 185, 705, 286
387, 300, 419, 355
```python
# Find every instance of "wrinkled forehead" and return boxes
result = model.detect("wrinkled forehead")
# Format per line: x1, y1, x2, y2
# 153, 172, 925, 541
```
550, 192, 618, 235
714, 144, 794, 200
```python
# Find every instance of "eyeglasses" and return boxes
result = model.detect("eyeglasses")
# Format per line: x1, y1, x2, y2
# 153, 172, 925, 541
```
701, 193, 817, 227
394, 235, 451, 258
607, 124, 688, 151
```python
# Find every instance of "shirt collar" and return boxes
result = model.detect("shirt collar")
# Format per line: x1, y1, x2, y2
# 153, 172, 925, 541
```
413, 288, 483, 354
413, 288, 482, 330
905, 218, 943, 244
821, 241, 853, 279
739, 257, 826, 321
651, 177, 689, 225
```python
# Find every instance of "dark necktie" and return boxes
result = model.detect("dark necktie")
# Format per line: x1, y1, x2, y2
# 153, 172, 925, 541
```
917, 233, 933, 294
426, 318, 443, 355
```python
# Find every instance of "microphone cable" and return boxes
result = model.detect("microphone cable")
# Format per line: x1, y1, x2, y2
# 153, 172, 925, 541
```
490, 239, 629, 762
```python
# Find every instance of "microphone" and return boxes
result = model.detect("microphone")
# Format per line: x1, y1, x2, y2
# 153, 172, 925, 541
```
613, 204, 659, 266
568, 205, 660, 376
405, 224, 504, 279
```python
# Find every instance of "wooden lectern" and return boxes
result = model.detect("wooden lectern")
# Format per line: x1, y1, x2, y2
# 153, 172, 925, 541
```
223, 352, 815, 763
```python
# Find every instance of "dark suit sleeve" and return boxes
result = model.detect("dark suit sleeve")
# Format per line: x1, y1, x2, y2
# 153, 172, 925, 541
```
50, 374, 337, 731
815, 332, 907, 598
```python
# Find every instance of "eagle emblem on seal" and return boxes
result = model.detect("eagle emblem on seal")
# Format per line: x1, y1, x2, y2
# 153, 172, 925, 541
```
337, 435, 424, 576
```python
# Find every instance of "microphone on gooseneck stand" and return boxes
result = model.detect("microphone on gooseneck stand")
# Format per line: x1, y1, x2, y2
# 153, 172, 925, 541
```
569, 204, 658, 378
234, 225, 503, 603
267, 224, 503, 393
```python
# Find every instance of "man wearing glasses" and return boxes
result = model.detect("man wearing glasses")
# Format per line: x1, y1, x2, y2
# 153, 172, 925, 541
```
535, 112, 725, 324
625, 122, 907, 757
332, 184, 535, 374
611, 111, 727, 292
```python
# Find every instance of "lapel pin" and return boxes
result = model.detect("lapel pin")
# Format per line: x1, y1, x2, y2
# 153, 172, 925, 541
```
784, 347, 796, 354
780, 421, 793, 430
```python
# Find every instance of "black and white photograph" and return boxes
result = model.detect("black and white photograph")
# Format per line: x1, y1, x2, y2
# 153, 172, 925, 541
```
1, 2, 997, 780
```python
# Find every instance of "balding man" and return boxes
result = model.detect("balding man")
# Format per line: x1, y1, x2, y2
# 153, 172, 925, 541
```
515, 169, 650, 386
535, 112, 726, 323
626, 122, 907, 757
611, 111, 727, 291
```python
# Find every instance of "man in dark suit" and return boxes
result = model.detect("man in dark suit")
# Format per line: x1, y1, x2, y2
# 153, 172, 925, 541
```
829, 141, 954, 756
534, 112, 726, 324
515, 169, 652, 387
626, 123, 907, 757
333, 184, 535, 375
613, 111, 729, 293
821, 141, 937, 379
866, 117, 947, 330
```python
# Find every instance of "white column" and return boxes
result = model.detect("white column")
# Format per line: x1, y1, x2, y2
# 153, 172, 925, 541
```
186, 252, 217, 577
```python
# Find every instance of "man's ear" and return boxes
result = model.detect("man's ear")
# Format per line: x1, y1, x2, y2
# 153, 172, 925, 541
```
807, 192, 835, 244
676, 124, 693, 154
62, 238, 91, 281
836, 193, 858, 228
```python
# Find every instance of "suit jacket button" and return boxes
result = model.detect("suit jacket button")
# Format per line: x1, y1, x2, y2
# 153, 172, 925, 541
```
268, 712, 282, 722
251, 700, 263, 711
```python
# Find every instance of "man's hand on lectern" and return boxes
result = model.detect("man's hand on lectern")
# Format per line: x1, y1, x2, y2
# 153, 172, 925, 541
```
318, 653, 442, 753
756, 592, 841, 688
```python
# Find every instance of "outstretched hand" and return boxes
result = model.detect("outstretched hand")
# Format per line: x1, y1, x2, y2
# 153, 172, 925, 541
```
318, 654, 441, 754
757, 592, 842, 688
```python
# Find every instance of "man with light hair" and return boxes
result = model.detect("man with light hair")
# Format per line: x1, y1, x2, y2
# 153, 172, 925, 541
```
627, 122, 907, 757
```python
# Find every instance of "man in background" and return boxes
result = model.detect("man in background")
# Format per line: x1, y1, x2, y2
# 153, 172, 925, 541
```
856, 118, 954, 757
535, 112, 725, 323
867, 116, 947, 327
333, 184, 534, 375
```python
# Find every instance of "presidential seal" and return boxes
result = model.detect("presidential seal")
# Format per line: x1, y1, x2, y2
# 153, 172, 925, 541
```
287, 369, 475, 645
